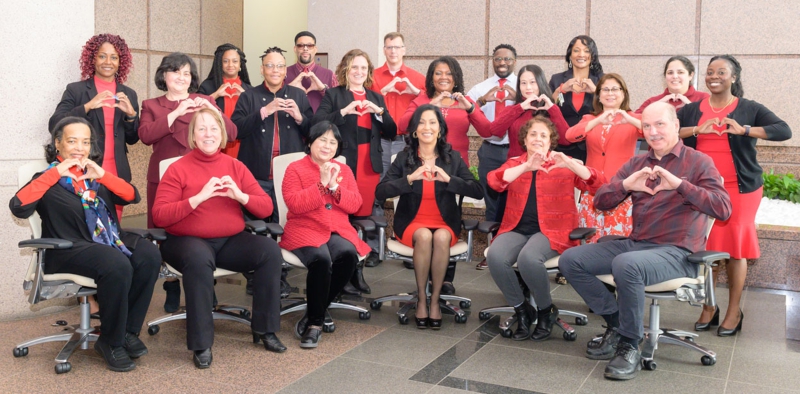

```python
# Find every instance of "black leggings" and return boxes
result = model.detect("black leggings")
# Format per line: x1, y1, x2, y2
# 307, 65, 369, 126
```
291, 234, 358, 326
159, 231, 283, 350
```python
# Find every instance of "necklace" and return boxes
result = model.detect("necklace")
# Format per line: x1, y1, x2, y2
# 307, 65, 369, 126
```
709, 96, 735, 113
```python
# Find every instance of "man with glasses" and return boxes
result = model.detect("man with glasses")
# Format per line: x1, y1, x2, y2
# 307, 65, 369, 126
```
466, 44, 518, 269
285, 31, 338, 112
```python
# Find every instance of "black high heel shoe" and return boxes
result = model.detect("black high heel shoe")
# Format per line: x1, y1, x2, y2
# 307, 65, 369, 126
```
415, 300, 429, 329
694, 306, 720, 331
428, 302, 442, 330
717, 309, 743, 337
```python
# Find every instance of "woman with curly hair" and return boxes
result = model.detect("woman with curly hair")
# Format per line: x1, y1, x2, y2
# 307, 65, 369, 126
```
198, 43, 253, 157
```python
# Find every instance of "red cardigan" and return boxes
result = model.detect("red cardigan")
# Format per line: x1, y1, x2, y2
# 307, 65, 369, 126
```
279, 155, 371, 256
488, 153, 605, 254
139, 93, 237, 183
565, 112, 642, 179
152, 149, 272, 238
634, 86, 709, 114
490, 104, 570, 159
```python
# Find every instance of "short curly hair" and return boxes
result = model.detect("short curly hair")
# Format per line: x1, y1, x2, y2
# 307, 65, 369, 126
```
79, 34, 133, 83
517, 115, 559, 152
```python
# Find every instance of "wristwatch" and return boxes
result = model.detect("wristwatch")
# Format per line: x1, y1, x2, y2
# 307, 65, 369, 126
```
744, 125, 751, 137
378, 107, 385, 116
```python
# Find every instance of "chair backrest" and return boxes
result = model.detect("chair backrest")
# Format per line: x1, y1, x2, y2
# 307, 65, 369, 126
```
159, 156, 182, 180
273, 152, 346, 228
18, 160, 50, 239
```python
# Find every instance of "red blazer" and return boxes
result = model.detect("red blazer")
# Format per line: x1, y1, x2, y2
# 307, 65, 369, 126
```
279, 155, 371, 256
635, 86, 709, 114
139, 93, 237, 183
490, 104, 570, 159
565, 112, 642, 179
487, 153, 605, 254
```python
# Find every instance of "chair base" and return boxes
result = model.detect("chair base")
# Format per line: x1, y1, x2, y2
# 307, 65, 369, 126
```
477, 303, 587, 341
370, 291, 470, 324
279, 297, 372, 324
639, 300, 717, 369
146, 303, 252, 336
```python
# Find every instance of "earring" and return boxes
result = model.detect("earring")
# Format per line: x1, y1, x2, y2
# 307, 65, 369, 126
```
412, 131, 418, 138
568, 61, 573, 68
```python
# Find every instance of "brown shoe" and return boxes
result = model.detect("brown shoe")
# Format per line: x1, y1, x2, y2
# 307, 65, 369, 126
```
476, 259, 488, 270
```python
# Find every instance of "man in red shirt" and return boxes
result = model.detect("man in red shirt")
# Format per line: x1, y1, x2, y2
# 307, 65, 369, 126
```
559, 102, 731, 381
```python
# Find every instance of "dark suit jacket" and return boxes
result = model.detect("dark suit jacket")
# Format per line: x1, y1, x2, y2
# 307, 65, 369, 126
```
375, 149, 483, 239
48, 79, 140, 181
313, 86, 397, 176
198, 78, 254, 112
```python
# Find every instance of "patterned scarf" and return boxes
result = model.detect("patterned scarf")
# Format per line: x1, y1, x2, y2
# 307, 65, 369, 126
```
47, 161, 132, 257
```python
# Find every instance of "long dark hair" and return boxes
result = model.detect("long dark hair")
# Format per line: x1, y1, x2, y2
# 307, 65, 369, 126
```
206, 43, 251, 88
709, 55, 744, 98
565, 35, 603, 76
424, 56, 465, 98
45, 117, 101, 162
514, 64, 555, 118
402, 104, 452, 168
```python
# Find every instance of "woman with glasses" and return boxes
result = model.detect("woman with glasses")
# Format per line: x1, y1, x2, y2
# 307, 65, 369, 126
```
565, 73, 641, 242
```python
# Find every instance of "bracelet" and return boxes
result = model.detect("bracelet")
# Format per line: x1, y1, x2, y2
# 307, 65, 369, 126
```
477, 98, 485, 107
467, 103, 475, 114
692, 126, 698, 137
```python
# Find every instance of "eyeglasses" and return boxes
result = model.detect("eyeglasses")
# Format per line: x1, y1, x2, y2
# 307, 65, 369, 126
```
295, 44, 316, 50
262, 64, 286, 70
384, 45, 405, 51
601, 87, 623, 93
493, 57, 515, 63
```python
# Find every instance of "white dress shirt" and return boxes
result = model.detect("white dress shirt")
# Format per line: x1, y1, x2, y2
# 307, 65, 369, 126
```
466, 73, 517, 144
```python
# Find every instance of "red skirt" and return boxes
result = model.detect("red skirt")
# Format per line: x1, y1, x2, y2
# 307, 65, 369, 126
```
399, 180, 457, 247
355, 143, 380, 216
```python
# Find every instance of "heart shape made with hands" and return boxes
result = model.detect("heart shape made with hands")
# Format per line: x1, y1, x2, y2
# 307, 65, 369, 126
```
355, 100, 372, 116
711, 117, 728, 135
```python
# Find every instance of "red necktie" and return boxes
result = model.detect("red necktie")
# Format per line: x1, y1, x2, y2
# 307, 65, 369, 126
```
495, 78, 507, 113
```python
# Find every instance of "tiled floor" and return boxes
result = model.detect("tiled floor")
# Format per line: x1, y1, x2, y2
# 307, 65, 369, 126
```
3, 218, 800, 393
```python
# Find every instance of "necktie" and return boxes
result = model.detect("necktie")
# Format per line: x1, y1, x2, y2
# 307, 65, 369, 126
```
495, 78, 507, 113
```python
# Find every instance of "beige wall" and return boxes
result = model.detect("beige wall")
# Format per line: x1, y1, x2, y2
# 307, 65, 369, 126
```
243, 0, 308, 85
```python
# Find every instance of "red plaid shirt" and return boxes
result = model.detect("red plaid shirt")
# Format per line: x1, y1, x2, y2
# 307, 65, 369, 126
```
594, 140, 731, 253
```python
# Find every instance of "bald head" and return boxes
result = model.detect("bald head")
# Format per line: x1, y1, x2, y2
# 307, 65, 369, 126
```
641, 102, 681, 159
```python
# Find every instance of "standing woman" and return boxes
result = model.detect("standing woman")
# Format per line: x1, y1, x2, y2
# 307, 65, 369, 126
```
677, 55, 791, 336
635, 56, 709, 113
198, 43, 253, 158
376, 105, 483, 329
399, 56, 492, 164
566, 73, 642, 242
548, 35, 604, 163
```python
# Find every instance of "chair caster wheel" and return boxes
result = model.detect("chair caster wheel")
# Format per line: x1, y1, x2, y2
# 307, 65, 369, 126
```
478, 311, 491, 321
323, 323, 335, 333
685, 336, 695, 343
359, 311, 371, 320
563, 331, 577, 341
370, 301, 382, 310
240, 310, 251, 319
147, 325, 160, 335
55, 362, 71, 374
575, 316, 588, 326
701, 355, 716, 366
643, 359, 657, 371
399, 315, 409, 325
13, 347, 28, 357
454, 314, 467, 324
459, 301, 471, 309
501, 329, 513, 338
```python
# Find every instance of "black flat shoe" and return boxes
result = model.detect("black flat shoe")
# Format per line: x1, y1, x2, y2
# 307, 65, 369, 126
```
123, 332, 148, 358
604, 342, 642, 380
193, 348, 212, 369
94, 339, 136, 372
295, 313, 309, 339
717, 309, 743, 337
695, 306, 720, 331
364, 251, 381, 267
253, 331, 287, 353
586, 326, 619, 360
341, 281, 362, 296
441, 282, 455, 296
300, 326, 322, 349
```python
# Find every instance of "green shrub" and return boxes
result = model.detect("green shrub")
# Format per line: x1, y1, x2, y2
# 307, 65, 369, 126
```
469, 165, 479, 181
762, 170, 800, 203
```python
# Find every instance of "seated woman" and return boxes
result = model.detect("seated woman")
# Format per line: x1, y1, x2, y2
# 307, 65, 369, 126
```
280, 121, 372, 348
10, 117, 161, 372
376, 104, 483, 330
153, 108, 285, 369
487, 116, 604, 341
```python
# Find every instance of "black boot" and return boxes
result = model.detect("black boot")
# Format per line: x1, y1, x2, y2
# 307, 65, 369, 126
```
512, 302, 535, 341
163, 279, 181, 313
341, 281, 362, 296
351, 259, 371, 294
531, 304, 559, 341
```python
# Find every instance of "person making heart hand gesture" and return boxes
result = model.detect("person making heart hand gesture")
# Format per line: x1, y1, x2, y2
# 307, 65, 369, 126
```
635, 56, 709, 114
285, 31, 339, 113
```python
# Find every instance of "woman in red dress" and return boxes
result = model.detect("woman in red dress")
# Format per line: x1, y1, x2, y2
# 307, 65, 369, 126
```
376, 104, 483, 330
677, 55, 791, 336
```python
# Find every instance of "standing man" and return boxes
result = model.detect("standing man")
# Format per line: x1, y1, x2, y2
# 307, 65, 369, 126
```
467, 44, 518, 270
285, 31, 338, 113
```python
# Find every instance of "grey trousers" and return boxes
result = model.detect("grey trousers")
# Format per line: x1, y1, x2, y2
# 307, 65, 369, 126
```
487, 231, 559, 308
558, 239, 695, 340
478, 142, 509, 221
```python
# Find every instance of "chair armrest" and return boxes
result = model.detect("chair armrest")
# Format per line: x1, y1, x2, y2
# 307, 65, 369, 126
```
19, 238, 73, 250
462, 219, 478, 231
569, 227, 597, 241
369, 215, 388, 228
477, 221, 500, 234
598, 235, 629, 243
123, 228, 150, 239
351, 219, 375, 232
245, 220, 268, 233
263, 222, 284, 236
148, 228, 167, 241
687, 250, 730, 265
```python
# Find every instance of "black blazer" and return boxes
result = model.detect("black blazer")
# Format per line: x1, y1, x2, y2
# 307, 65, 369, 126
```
677, 98, 791, 194
376, 149, 483, 240
548, 69, 602, 163
198, 78, 254, 112
313, 86, 397, 176
49, 79, 140, 182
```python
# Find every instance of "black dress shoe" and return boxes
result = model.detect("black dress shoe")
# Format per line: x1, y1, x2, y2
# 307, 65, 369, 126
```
531, 304, 559, 342
193, 348, 213, 369
253, 332, 287, 353
695, 306, 720, 331
300, 326, 322, 349
351, 259, 372, 294
163, 280, 181, 313
441, 282, 455, 296
94, 339, 136, 372
604, 342, 642, 380
717, 309, 743, 337
586, 326, 619, 360
364, 251, 381, 267
403, 260, 414, 270
295, 313, 309, 339
512, 302, 535, 341
341, 281, 362, 296
123, 332, 148, 358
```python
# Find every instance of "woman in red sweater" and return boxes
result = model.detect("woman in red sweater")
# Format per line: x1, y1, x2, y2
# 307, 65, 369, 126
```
566, 73, 641, 242
487, 115, 603, 341
635, 56, 709, 114
153, 109, 284, 369
280, 121, 371, 348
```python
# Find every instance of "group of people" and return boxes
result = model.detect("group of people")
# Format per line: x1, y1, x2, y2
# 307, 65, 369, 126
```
10, 29, 791, 381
